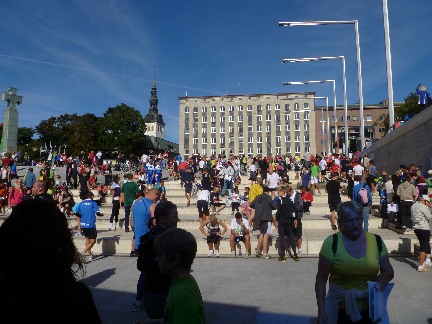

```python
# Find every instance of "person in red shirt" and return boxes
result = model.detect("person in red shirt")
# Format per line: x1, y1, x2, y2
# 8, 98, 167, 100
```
301, 186, 313, 214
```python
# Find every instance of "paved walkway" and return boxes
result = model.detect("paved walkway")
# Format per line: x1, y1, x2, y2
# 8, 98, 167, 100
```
81, 256, 432, 324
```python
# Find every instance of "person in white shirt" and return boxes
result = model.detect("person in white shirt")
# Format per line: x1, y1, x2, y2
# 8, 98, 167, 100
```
353, 163, 365, 176
319, 158, 327, 183
266, 168, 280, 199
197, 189, 211, 227
229, 212, 251, 258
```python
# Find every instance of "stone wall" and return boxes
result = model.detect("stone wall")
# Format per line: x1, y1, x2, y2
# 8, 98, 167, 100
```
365, 107, 432, 174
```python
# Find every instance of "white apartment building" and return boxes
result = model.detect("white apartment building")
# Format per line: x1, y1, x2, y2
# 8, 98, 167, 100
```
178, 92, 318, 157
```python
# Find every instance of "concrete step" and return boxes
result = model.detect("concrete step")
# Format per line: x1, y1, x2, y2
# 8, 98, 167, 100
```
71, 225, 418, 256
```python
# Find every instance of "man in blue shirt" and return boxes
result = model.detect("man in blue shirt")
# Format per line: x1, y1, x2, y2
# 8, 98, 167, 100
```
76, 192, 102, 261
352, 176, 373, 231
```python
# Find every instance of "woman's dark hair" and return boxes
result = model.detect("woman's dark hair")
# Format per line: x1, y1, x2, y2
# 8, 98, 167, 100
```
154, 200, 177, 223
0, 199, 85, 321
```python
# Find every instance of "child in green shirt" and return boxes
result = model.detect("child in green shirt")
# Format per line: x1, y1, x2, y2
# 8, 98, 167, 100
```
154, 228, 206, 324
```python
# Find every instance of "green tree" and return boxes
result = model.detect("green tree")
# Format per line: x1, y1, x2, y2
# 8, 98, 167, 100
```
373, 113, 389, 136
396, 91, 432, 120
98, 103, 146, 155
17, 127, 35, 146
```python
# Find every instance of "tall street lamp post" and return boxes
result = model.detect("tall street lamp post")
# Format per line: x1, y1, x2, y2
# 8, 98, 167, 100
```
279, 20, 365, 150
382, 0, 394, 127
284, 80, 337, 153
282, 56, 349, 155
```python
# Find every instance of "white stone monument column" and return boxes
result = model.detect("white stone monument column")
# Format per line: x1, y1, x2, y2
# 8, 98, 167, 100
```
1, 87, 23, 153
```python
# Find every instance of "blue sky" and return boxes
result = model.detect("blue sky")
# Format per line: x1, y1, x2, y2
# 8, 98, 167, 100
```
0, 1, 430, 143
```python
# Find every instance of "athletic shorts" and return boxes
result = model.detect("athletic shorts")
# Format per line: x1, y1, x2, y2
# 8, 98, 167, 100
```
293, 219, 302, 238
184, 186, 192, 193
414, 229, 431, 254
259, 221, 273, 235
269, 187, 277, 192
328, 200, 341, 212
207, 233, 221, 244
310, 177, 318, 184
197, 200, 209, 219
82, 227, 97, 239
249, 171, 257, 181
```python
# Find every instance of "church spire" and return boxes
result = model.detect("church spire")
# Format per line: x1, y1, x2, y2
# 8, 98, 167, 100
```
150, 65, 158, 112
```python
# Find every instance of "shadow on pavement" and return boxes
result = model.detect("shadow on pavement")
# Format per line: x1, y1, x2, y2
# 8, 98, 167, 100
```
390, 255, 418, 270
81, 268, 117, 287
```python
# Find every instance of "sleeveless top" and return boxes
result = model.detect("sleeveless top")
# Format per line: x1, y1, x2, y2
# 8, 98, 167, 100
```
206, 222, 220, 235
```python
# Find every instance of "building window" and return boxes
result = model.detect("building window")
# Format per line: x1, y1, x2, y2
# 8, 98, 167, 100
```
239, 136, 243, 143
193, 107, 198, 113
266, 115, 271, 121
304, 102, 309, 110
285, 124, 290, 131
295, 146, 301, 153
366, 115, 372, 121
238, 147, 244, 154
202, 138, 207, 144
266, 104, 271, 111
193, 116, 198, 123
220, 116, 225, 123
276, 147, 281, 154
286, 146, 291, 154
305, 146, 310, 153
304, 112, 309, 120
275, 104, 280, 110
220, 137, 225, 144
285, 114, 290, 122
220, 106, 225, 112
229, 105, 234, 112
276, 125, 281, 132
193, 138, 198, 144
211, 137, 216, 144
238, 115, 243, 122
247, 105, 253, 111
202, 127, 207, 133
211, 127, 216, 133
285, 104, 290, 112
266, 125, 271, 132
257, 136, 262, 143
210, 116, 215, 123
257, 125, 262, 132
192, 148, 198, 154
285, 135, 290, 141
238, 126, 243, 133
276, 136, 281, 143
201, 106, 207, 113
294, 103, 299, 111
294, 113, 300, 120
295, 135, 300, 142
229, 127, 234, 133
257, 104, 262, 111
352, 116, 358, 121
202, 116, 207, 123
257, 147, 262, 154
304, 135, 310, 142
304, 124, 309, 131
201, 148, 206, 155
295, 124, 300, 131
211, 106, 216, 112
248, 126, 253, 132
238, 105, 243, 111
257, 115, 262, 122
193, 128, 198, 135
220, 127, 225, 133
229, 115, 234, 122
185, 107, 189, 113
248, 137, 253, 143
185, 128, 189, 134
248, 147, 253, 154
339, 116, 344, 122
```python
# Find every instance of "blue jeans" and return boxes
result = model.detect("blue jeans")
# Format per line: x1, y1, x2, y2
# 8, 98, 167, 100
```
362, 206, 370, 232
222, 180, 233, 196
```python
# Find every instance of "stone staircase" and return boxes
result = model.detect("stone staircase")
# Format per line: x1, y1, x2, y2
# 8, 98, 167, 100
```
3, 167, 422, 256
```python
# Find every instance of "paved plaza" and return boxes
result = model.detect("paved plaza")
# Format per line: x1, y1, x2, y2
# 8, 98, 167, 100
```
81, 255, 431, 324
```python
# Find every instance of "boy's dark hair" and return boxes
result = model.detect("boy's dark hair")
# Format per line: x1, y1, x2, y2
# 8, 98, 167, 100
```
155, 228, 197, 272
154, 201, 177, 222
234, 212, 242, 219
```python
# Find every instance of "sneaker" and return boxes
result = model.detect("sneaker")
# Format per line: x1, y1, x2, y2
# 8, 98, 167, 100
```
214, 251, 219, 258
278, 256, 287, 262
293, 255, 300, 262
417, 266, 430, 272
263, 254, 272, 260
402, 226, 407, 232
125, 227, 130, 233
256, 251, 263, 258
298, 250, 302, 257
424, 261, 431, 267
231, 251, 236, 258
132, 301, 145, 312
208, 250, 214, 257
244, 253, 250, 259
86, 254, 93, 262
